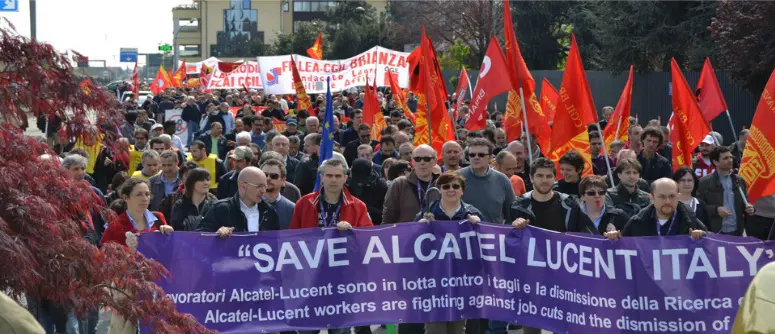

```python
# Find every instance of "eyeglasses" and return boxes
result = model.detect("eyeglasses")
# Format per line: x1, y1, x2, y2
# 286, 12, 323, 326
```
413, 156, 434, 163
243, 181, 267, 190
468, 152, 488, 158
441, 184, 462, 190
266, 172, 281, 180
584, 190, 606, 197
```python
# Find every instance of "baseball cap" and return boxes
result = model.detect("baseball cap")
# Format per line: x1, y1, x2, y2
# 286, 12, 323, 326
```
702, 134, 716, 145
232, 146, 254, 161
286, 118, 298, 125
151, 123, 163, 131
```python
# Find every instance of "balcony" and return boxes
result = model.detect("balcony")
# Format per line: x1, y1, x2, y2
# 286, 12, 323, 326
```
172, 3, 200, 19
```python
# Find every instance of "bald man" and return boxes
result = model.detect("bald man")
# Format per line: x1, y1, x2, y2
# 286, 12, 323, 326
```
507, 140, 532, 192
383, 144, 439, 225
611, 178, 707, 239
198, 166, 280, 235
441, 141, 466, 172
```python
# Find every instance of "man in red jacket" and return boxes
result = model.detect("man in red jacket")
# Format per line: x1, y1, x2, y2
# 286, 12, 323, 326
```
290, 158, 373, 230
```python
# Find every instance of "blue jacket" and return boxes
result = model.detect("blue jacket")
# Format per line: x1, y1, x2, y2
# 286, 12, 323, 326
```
414, 200, 482, 222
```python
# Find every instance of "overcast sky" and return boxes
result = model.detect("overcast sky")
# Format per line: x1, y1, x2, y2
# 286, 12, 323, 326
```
3, 0, 191, 68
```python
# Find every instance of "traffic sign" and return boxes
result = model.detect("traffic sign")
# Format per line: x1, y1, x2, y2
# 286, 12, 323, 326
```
1, 0, 18, 12
158, 44, 172, 52
119, 48, 138, 63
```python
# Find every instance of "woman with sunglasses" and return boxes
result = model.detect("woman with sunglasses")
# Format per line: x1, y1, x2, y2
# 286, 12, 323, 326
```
672, 166, 710, 226
417, 171, 482, 224
579, 175, 629, 235
170, 168, 217, 231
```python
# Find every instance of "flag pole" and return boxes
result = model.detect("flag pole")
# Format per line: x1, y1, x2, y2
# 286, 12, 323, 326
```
467, 69, 473, 99
613, 115, 623, 142
518, 86, 534, 166
723, 109, 741, 159
595, 122, 616, 186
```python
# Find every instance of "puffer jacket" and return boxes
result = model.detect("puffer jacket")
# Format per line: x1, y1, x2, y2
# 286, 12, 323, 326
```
510, 191, 597, 234
170, 192, 218, 231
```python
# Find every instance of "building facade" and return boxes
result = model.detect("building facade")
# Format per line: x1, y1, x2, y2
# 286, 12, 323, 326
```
172, 0, 388, 62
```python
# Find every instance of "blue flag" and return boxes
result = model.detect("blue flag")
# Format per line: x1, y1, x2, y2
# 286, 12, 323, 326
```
313, 77, 335, 191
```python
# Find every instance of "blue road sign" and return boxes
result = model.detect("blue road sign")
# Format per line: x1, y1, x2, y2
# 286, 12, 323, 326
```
119, 48, 138, 63
0, 0, 18, 12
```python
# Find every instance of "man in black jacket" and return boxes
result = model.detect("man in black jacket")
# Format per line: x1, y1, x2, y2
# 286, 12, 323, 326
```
637, 127, 672, 184
294, 133, 322, 196
343, 123, 378, 166
348, 159, 388, 225
217, 146, 254, 199
196, 122, 229, 160
605, 158, 651, 216
607, 178, 708, 239
199, 166, 280, 235
181, 96, 202, 147
696, 146, 754, 235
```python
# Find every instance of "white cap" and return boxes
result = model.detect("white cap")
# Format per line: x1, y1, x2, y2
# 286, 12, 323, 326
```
702, 134, 716, 145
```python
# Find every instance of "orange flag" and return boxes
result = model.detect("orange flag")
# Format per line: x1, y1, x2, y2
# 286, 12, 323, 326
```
696, 58, 729, 121
602, 65, 634, 147
669, 58, 711, 171
307, 32, 323, 60
385, 71, 415, 123
364, 77, 387, 140
413, 27, 455, 153
740, 67, 775, 203
549, 34, 596, 177
171, 60, 187, 88
290, 55, 316, 116
150, 65, 172, 95
540, 78, 559, 123
501, 0, 551, 150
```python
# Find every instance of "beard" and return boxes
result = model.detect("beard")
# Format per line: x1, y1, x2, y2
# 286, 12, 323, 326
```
659, 205, 675, 217
534, 183, 553, 195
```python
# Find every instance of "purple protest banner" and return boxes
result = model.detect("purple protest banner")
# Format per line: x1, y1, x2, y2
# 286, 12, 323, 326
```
138, 222, 775, 333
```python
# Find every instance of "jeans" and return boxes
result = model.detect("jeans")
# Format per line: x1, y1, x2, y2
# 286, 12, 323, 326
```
186, 120, 200, 147
298, 328, 350, 334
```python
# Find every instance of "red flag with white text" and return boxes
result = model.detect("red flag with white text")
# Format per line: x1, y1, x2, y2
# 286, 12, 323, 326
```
466, 36, 511, 131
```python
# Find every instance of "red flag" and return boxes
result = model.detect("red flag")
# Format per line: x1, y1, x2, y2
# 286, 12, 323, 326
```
218, 61, 243, 73
454, 67, 471, 119
171, 60, 187, 88
539, 78, 559, 123
364, 77, 387, 140
150, 65, 172, 95
290, 55, 316, 116
466, 36, 511, 131
669, 58, 712, 171
307, 32, 323, 60
740, 67, 775, 203
413, 27, 455, 153
696, 58, 729, 121
501, 0, 551, 150
602, 65, 634, 147
385, 71, 415, 123
549, 34, 597, 177
199, 64, 212, 93
131, 61, 139, 95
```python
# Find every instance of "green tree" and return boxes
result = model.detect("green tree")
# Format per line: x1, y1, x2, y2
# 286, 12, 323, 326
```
438, 40, 471, 70
711, 1, 775, 94
270, 20, 323, 56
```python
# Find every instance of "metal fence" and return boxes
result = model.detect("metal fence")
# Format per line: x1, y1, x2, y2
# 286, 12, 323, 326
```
443, 70, 759, 145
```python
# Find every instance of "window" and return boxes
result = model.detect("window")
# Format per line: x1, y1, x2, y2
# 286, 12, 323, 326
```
294, 1, 302, 12
282, 1, 289, 12
311, 1, 320, 11
302, 1, 310, 11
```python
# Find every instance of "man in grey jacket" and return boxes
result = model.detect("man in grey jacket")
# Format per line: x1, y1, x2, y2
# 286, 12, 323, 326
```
148, 150, 179, 211
697, 146, 754, 235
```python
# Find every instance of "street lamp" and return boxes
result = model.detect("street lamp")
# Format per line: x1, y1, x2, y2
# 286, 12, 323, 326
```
173, 18, 196, 72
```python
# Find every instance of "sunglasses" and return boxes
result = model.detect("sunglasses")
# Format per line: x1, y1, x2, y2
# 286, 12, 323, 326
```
413, 156, 434, 163
584, 190, 606, 197
266, 172, 281, 180
441, 184, 461, 190
468, 152, 488, 158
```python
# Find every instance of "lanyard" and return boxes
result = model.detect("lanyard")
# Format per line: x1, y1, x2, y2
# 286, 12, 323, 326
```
417, 179, 430, 208
318, 190, 343, 227
656, 210, 678, 236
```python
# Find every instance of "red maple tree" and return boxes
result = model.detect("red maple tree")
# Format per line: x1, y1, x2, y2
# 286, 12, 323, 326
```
0, 20, 215, 333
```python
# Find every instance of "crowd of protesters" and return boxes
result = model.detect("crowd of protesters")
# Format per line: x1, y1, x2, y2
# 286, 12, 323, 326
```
25, 78, 772, 334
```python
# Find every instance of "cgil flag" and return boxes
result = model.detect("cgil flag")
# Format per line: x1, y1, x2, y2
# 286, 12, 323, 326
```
739, 67, 775, 203
314, 77, 335, 192
669, 58, 711, 171
696, 57, 729, 121
150, 65, 172, 95
549, 34, 596, 178
307, 32, 324, 60
412, 26, 455, 153
466, 35, 511, 131
290, 55, 316, 116
454, 66, 471, 119
386, 71, 415, 123
364, 75, 387, 140
171, 60, 187, 88
602, 65, 634, 148
539, 78, 559, 123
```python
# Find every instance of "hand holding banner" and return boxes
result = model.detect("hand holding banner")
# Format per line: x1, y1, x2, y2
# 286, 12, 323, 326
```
139, 223, 774, 333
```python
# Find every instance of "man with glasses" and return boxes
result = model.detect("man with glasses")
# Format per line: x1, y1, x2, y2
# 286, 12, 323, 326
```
217, 146, 254, 199
198, 166, 280, 236
605, 178, 708, 238
260, 158, 295, 230
459, 138, 515, 225
383, 144, 440, 224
